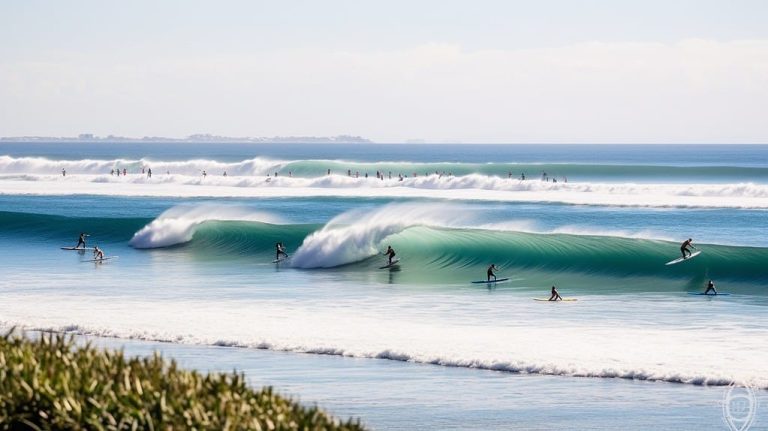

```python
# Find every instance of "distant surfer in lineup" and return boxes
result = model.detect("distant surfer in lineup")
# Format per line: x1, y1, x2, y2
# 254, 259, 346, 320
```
486, 264, 498, 282
548, 285, 562, 301
275, 242, 288, 261
704, 279, 717, 295
75, 232, 90, 249
680, 238, 696, 259
93, 246, 104, 261
383, 245, 397, 265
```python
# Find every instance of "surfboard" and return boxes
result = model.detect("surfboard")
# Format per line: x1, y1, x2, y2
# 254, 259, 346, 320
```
471, 278, 510, 284
533, 298, 578, 302
688, 292, 731, 296
665, 250, 702, 266
61, 247, 96, 251
379, 259, 400, 269
272, 256, 289, 264
82, 256, 117, 263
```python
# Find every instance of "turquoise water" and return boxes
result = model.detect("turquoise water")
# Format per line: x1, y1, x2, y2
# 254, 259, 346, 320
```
1, 143, 767, 428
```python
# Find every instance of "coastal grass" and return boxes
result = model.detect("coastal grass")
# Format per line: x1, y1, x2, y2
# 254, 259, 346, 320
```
0, 331, 365, 430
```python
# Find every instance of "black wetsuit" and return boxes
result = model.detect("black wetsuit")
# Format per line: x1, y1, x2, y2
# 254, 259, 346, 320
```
704, 281, 717, 295
487, 266, 497, 281
386, 249, 396, 264
76, 234, 86, 249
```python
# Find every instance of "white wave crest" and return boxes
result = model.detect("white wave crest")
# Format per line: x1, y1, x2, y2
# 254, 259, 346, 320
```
291, 203, 473, 268
0, 155, 285, 176
129, 205, 281, 248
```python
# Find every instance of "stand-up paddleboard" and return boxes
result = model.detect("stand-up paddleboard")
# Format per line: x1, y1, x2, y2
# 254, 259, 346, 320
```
82, 256, 117, 263
688, 292, 731, 296
61, 247, 96, 251
379, 259, 400, 269
471, 278, 510, 284
665, 250, 702, 266
533, 298, 578, 302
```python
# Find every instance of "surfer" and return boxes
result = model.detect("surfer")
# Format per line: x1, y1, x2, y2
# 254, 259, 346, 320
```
487, 264, 499, 282
704, 279, 717, 295
383, 245, 397, 265
275, 242, 288, 261
680, 238, 696, 259
548, 285, 562, 301
93, 246, 104, 261
75, 232, 90, 249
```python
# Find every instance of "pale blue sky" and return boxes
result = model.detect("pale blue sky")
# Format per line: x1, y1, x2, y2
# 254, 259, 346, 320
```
1, 1, 767, 142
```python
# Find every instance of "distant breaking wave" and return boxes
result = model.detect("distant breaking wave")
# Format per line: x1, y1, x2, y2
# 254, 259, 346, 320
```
3, 155, 768, 208
3, 154, 768, 180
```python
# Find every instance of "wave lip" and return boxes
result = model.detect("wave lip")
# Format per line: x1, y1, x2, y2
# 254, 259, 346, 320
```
290, 202, 474, 268
129, 204, 282, 248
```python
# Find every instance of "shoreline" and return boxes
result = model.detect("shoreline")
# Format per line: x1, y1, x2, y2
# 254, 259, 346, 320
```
18, 328, 748, 430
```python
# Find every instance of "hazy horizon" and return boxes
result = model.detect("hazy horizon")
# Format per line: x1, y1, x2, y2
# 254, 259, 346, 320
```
2, 1, 767, 143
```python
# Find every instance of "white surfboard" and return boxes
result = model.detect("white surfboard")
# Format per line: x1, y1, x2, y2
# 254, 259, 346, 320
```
665, 250, 702, 266
82, 256, 117, 263
379, 259, 400, 269
61, 246, 96, 251
272, 256, 289, 264
533, 298, 578, 302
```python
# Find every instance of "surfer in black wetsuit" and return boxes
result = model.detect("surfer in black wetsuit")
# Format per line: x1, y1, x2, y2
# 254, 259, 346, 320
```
680, 238, 696, 259
487, 264, 498, 282
384, 246, 396, 265
704, 279, 717, 295
548, 285, 562, 301
275, 242, 288, 261
75, 233, 89, 249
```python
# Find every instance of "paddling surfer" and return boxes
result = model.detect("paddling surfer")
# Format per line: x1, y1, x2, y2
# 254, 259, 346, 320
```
75, 233, 90, 249
275, 242, 288, 261
487, 264, 499, 282
548, 285, 562, 301
680, 238, 696, 259
704, 279, 717, 295
383, 246, 397, 265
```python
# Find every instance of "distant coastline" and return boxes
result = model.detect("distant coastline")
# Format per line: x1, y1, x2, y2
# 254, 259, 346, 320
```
0, 133, 373, 144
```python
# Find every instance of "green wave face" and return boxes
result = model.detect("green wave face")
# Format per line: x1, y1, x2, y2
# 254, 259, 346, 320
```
2, 210, 765, 293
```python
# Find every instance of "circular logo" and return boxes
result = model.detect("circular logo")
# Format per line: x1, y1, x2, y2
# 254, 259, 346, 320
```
722, 384, 758, 431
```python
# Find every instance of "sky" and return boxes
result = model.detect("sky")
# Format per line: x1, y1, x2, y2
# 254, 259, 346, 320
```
1, 0, 767, 143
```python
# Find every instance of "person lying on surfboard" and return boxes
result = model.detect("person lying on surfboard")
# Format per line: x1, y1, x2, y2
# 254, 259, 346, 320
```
680, 238, 696, 259
487, 264, 498, 282
93, 245, 104, 261
548, 285, 562, 301
75, 232, 90, 249
383, 245, 396, 265
275, 242, 288, 261
704, 279, 717, 295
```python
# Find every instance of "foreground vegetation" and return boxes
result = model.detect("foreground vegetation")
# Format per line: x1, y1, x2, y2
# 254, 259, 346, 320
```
0, 331, 365, 430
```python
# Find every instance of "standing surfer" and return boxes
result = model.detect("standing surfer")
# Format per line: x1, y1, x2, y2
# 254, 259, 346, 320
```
75, 232, 90, 249
486, 264, 499, 282
383, 246, 397, 265
704, 279, 717, 295
680, 238, 696, 259
275, 242, 288, 261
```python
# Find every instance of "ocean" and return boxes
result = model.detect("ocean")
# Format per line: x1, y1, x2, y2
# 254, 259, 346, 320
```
1, 143, 767, 429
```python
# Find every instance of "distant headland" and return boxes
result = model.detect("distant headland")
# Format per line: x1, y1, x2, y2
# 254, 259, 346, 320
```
0, 133, 373, 144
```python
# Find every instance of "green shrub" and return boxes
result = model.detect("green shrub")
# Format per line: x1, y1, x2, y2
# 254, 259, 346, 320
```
0, 331, 365, 430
